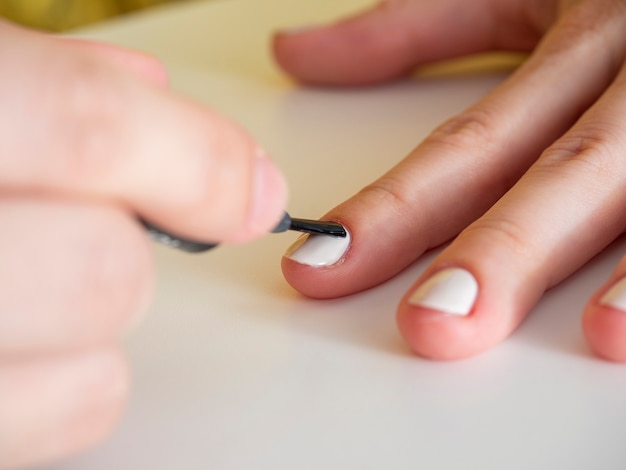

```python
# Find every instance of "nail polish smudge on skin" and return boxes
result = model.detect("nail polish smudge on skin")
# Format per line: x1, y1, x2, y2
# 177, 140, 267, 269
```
284, 229, 351, 267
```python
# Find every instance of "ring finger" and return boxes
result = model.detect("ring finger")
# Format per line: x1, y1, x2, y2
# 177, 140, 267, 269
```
398, 40, 626, 359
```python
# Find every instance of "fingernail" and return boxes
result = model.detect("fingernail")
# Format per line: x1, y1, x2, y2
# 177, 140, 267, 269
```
600, 277, 626, 311
248, 150, 288, 235
408, 268, 478, 316
284, 230, 351, 267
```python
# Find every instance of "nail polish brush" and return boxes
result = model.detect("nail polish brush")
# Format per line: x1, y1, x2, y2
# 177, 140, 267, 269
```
141, 212, 346, 253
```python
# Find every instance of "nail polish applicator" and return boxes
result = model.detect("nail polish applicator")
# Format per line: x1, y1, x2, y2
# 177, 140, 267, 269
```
141, 212, 346, 253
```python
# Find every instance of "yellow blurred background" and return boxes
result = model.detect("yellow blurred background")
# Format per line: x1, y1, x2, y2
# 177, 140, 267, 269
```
0, 0, 179, 31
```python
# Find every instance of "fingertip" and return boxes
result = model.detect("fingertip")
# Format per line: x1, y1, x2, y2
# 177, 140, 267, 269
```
279, 188, 431, 298
272, 28, 338, 85
397, 301, 510, 361
583, 308, 626, 362
396, 306, 478, 361
272, 0, 518, 87
279, 204, 431, 299
216, 149, 288, 245
583, 277, 626, 362
280, 257, 334, 299
396, 269, 483, 360
396, 266, 525, 361
117, 50, 169, 88
120, 96, 288, 246
238, 151, 289, 243
281, 227, 357, 298
272, 15, 415, 86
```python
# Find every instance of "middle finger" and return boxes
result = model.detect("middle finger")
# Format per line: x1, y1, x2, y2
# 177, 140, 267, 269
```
0, 197, 153, 356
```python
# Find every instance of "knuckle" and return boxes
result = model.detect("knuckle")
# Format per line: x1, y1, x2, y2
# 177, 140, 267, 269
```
177, 121, 257, 225
427, 107, 500, 153
174, 116, 252, 205
358, 176, 413, 217
540, 0, 626, 71
462, 216, 534, 262
52, 58, 126, 184
73, 210, 153, 336
539, 125, 626, 178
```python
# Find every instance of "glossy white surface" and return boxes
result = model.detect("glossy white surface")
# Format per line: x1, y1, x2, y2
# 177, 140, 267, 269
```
53, 1, 626, 469
408, 268, 478, 315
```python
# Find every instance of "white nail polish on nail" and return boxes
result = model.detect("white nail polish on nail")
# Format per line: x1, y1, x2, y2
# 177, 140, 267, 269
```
600, 277, 626, 311
284, 230, 351, 267
408, 268, 478, 316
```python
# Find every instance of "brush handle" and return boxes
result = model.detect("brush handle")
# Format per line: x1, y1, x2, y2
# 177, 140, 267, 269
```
140, 220, 218, 253
141, 212, 292, 254
141, 212, 346, 254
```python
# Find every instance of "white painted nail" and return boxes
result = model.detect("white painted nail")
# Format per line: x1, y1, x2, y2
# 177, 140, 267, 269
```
408, 268, 478, 316
284, 230, 351, 267
600, 277, 626, 311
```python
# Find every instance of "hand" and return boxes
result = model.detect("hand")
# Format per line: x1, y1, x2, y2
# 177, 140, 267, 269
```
275, 0, 626, 361
0, 21, 286, 469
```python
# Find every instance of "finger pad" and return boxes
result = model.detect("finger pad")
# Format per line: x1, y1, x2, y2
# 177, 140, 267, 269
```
273, 31, 411, 86
583, 308, 626, 362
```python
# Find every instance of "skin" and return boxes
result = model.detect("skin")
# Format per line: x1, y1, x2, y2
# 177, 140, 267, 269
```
276, 0, 626, 360
5, 0, 626, 467
0, 20, 287, 470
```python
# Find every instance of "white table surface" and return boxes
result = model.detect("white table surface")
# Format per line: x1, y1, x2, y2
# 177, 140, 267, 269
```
52, 0, 626, 468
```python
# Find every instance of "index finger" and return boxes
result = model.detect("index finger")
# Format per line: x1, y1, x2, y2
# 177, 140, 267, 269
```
0, 22, 287, 244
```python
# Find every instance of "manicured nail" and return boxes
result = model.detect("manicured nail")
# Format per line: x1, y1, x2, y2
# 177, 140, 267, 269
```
600, 277, 626, 311
284, 230, 351, 267
408, 268, 478, 316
